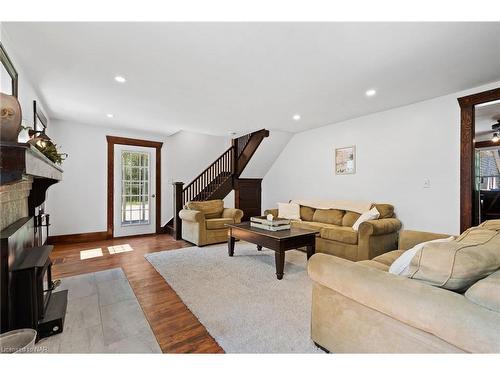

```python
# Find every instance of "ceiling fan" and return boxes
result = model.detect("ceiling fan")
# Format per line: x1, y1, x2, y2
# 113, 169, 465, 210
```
491, 120, 500, 143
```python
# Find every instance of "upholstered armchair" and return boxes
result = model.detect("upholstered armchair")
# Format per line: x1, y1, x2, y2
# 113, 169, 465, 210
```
178, 199, 244, 246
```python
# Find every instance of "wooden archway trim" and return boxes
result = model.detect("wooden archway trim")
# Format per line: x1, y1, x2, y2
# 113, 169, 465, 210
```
106, 135, 163, 238
458, 87, 500, 233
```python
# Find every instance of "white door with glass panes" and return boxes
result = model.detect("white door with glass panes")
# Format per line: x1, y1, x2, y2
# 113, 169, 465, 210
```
113, 144, 156, 237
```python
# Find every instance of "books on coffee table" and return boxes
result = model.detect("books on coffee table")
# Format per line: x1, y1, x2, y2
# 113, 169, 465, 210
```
250, 216, 291, 231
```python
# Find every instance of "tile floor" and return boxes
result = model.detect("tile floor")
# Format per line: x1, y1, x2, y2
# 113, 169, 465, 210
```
35, 268, 161, 353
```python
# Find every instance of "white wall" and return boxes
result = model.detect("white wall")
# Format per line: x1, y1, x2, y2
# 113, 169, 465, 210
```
263, 80, 500, 235
46, 121, 229, 235
1, 24, 50, 137
163, 130, 235, 215
240, 130, 293, 178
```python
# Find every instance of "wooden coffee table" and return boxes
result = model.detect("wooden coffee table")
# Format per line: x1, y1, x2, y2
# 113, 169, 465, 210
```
225, 222, 319, 280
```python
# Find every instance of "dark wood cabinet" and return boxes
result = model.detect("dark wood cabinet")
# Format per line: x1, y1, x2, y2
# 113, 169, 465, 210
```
235, 178, 262, 222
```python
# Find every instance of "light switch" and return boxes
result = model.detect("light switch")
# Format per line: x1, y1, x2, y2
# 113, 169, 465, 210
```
423, 178, 431, 188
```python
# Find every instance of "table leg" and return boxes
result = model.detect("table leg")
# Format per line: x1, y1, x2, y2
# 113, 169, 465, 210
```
275, 250, 285, 280
228, 235, 235, 257
306, 241, 315, 260
257, 245, 262, 251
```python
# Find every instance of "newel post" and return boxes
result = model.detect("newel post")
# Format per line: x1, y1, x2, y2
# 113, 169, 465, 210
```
231, 138, 238, 176
172, 182, 184, 240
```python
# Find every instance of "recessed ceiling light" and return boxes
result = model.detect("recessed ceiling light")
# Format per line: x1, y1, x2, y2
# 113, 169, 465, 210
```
114, 76, 126, 83
106, 113, 114, 118
293, 114, 301, 121
365, 89, 377, 97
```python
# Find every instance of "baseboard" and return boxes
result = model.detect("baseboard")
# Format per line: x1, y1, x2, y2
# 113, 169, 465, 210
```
48, 229, 176, 245
48, 231, 108, 245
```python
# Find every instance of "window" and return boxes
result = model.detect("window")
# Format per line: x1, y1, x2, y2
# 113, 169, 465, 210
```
478, 149, 500, 191
121, 151, 150, 225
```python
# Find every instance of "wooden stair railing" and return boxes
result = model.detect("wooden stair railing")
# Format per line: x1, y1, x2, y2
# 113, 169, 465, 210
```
183, 146, 234, 204
168, 129, 269, 239
233, 129, 269, 176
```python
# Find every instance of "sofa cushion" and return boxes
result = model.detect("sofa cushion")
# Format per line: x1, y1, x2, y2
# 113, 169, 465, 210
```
300, 206, 316, 221
278, 202, 301, 220
465, 269, 500, 312
373, 250, 405, 267
321, 226, 358, 245
206, 217, 234, 230
373, 204, 394, 219
407, 226, 500, 291
291, 221, 327, 233
186, 200, 224, 219
357, 260, 390, 272
313, 209, 344, 226
342, 211, 361, 227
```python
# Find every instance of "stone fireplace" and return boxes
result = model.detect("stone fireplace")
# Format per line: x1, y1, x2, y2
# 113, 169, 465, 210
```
0, 141, 63, 333
0, 177, 33, 231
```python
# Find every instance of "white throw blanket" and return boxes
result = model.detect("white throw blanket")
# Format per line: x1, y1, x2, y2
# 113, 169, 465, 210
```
290, 199, 373, 214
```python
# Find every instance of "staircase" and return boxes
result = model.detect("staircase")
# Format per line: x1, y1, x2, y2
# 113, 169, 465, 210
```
166, 129, 269, 238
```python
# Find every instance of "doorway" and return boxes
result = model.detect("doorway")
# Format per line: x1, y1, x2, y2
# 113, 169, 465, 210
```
458, 88, 500, 232
113, 144, 156, 237
473, 100, 500, 226
106, 136, 163, 238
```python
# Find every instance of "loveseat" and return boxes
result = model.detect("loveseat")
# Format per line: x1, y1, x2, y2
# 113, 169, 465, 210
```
264, 203, 401, 261
308, 227, 500, 353
179, 199, 243, 246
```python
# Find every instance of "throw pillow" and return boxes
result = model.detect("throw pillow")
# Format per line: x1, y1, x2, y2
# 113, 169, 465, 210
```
389, 236, 455, 276
352, 207, 380, 231
186, 200, 224, 219
278, 202, 301, 220
406, 228, 500, 291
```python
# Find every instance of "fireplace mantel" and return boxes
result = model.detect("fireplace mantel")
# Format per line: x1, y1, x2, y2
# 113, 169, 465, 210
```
0, 142, 63, 184
0, 141, 64, 228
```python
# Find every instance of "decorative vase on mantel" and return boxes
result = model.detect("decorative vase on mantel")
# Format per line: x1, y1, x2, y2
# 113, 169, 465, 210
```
0, 93, 22, 142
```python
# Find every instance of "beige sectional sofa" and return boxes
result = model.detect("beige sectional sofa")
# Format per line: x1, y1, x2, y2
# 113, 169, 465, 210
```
308, 227, 500, 353
264, 203, 401, 261
179, 200, 243, 246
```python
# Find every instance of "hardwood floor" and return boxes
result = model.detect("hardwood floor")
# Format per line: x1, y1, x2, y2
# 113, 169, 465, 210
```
50, 233, 224, 353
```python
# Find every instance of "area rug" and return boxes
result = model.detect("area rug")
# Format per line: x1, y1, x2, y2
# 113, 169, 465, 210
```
145, 242, 322, 353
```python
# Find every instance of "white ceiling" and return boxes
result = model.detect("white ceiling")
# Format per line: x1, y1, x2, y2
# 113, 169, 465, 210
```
3, 22, 500, 136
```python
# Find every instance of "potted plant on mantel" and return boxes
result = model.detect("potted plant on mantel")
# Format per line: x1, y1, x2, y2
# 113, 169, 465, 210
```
26, 128, 68, 165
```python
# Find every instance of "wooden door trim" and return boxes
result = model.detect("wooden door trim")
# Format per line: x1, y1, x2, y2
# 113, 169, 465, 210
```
475, 140, 500, 149
458, 87, 500, 233
106, 136, 163, 238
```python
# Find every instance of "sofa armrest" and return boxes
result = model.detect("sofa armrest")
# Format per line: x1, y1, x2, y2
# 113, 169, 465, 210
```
356, 218, 401, 259
359, 218, 402, 236
222, 208, 244, 222
398, 230, 451, 250
264, 208, 279, 217
308, 254, 500, 353
179, 209, 204, 223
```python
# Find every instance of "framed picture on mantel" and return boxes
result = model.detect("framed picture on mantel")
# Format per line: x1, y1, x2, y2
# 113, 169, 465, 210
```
335, 145, 356, 175
0, 42, 18, 98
